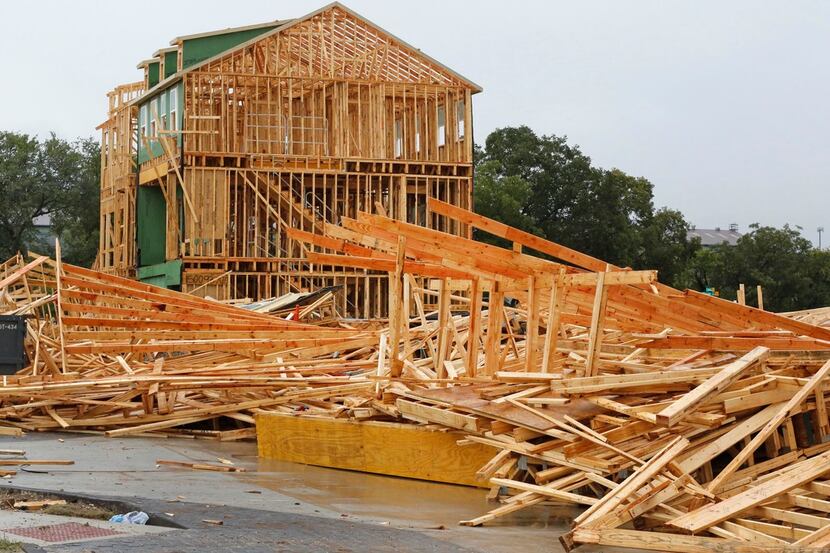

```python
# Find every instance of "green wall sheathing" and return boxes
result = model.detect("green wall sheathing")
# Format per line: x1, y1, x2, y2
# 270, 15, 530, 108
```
147, 62, 160, 88
136, 185, 167, 267
181, 26, 278, 69
136, 26, 279, 162
164, 51, 178, 79
136, 82, 183, 164
137, 259, 182, 288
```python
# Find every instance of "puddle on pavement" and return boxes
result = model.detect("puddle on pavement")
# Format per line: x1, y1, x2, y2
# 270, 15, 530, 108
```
235, 457, 579, 531
177, 439, 586, 549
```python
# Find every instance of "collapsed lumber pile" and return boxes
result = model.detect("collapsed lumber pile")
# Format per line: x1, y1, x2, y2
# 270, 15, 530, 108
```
287, 198, 830, 551
3, 199, 830, 550
0, 251, 379, 438
783, 306, 830, 329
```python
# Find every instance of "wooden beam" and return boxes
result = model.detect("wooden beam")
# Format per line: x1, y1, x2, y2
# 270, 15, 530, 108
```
584, 270, 608, 377
707, 358, 830, 492
671, 448, 830, 533
655, 346, 769, 427
428, 198, 610, 272
571, 528, 787, 553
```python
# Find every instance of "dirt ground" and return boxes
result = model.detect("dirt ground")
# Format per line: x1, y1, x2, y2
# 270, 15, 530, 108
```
0, 488, 116, 520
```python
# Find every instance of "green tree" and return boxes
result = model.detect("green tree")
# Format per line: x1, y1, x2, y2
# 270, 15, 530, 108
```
476, 126, 698, 281
472, 160, 539, 247
0, 132, 50, 258
679, 225, 828, 312
479, 127, 596, 256
637, 208, 699, 287
572, 168, 654, 267
0, 132, 100, 266
804, 249, 830, 311
475, 125, 826, 310
677, 242, 728, 291
51, 138, 100, 266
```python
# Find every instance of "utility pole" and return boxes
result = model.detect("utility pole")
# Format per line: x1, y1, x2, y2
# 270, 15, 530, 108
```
819, 227, 825, 250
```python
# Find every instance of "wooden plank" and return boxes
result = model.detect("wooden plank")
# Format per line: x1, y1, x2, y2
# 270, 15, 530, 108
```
541, 268, 564, 372
489, 477, 597, 506
707, 358, 830, 492
584, 271, 608, 377
571, 528, 788, 553
466, 277, 482, 376
578, 437, 689, 528
157, 459, 246, 472
428, 198, 610, 272
14, 500, 67, 509
677, 403, 781, 473
396, 399, 481, 432
484, 281, 504, 376
681, 289, 830, 343
670, 448, 830, 532
640, 336, 830, 351
0, 256, 47, 291
655, 347, 769, 427
256, 413, 497, 487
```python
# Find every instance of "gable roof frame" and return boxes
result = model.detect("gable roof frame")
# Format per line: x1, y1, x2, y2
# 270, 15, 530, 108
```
133, 1, 481, 106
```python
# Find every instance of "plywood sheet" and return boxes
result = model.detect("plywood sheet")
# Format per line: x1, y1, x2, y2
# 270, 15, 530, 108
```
256, 413, 497, 487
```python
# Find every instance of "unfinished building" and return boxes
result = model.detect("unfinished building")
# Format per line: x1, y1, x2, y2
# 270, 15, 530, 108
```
97, 2, 480, 318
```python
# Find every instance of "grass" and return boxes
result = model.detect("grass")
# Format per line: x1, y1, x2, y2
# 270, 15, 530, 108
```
42, 502, 114, 520
0, 489, 116, 521
0, 537, 22, 552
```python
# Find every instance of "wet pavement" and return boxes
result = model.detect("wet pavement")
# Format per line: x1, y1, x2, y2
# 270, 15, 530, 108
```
0, 432, 627, 552
245, 458, 581, 552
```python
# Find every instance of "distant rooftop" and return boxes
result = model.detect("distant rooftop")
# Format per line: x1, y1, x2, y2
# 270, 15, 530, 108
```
33, 214, 51, 227
688, 226, 742, 247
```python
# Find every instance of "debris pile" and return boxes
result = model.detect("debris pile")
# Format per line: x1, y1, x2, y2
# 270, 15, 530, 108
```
3, 198, 830, 550
0, 252, 378, 439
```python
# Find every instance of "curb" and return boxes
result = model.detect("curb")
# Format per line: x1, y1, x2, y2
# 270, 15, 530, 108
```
0, 484, 185, 529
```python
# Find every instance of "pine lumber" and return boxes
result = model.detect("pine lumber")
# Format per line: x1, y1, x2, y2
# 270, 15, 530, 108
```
0, 460, 74, 465
14, 500, 67, 510
5, 203, 830, 550
670, 449, 830, 532
570, 528, 787, 553
707, 358, 830, 492
655, 347, 769, 427
157, 459, 246, 472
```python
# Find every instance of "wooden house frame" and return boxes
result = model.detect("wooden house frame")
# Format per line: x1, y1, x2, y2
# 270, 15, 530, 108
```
97, 2, 481, 318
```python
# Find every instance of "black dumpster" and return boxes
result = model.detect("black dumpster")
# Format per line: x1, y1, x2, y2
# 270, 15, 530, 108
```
0, 315, 27, 375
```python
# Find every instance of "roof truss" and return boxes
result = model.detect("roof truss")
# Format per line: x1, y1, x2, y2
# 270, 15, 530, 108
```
197, 3, 481, 90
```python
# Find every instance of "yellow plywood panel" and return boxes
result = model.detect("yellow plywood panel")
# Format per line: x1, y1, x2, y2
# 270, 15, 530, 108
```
138, 160, 171, 185
256, 413, 497, 488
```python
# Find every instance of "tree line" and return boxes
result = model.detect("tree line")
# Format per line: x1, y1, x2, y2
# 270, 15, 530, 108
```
474, 126, 830, 312
0, 131, 100, 266
1, 127, 827, 312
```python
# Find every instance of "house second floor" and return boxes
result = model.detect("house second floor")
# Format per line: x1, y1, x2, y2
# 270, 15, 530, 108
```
128, 3, 481, 172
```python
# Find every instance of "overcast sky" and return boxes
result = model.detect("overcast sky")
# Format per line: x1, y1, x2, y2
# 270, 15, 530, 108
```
2, 1, 828, 244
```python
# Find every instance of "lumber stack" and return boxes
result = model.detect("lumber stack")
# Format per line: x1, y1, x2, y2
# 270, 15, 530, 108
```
286, 198, 830, 551
0, 251, 379, 438
782, 306, 830, 329
3, 200, 830, 550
